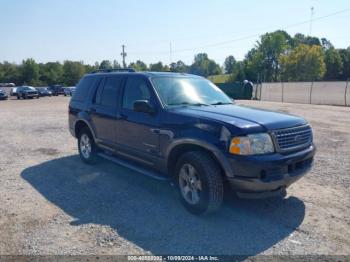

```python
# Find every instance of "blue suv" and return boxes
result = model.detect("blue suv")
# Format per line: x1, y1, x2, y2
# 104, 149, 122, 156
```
69, 69, 315, 215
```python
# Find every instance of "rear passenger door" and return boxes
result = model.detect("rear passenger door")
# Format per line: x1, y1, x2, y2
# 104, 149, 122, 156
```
89, 76, 123, 148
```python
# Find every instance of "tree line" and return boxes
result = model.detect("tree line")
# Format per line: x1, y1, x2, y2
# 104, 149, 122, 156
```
0, 30, 349, 86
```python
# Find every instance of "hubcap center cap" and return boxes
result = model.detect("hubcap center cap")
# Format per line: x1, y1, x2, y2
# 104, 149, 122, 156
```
190, 179, 195, 187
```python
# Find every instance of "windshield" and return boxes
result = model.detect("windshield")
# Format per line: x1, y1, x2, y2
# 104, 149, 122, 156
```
21, 86, 35, 91
151, 77, 233, 107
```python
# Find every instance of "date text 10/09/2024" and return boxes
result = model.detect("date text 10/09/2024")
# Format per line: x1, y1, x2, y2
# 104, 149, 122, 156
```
127, 255, 220, 261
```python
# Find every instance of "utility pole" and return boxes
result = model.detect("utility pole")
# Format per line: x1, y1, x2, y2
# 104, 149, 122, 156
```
169, 42, 173, 64
121, 45, 127, 68
309, 6, 314, 36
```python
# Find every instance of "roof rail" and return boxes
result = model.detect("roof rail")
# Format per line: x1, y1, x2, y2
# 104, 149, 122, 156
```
90, 68, 136, 74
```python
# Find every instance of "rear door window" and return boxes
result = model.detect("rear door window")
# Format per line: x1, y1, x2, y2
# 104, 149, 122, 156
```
95, 76, 123, 108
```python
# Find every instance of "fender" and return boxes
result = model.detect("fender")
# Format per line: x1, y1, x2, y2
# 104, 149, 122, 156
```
165, 138, 235, 179
73, 115, 97, 141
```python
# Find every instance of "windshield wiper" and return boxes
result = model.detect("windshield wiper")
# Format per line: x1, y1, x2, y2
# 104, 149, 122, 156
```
210, 101, 233, 105
168, 102, 209, 106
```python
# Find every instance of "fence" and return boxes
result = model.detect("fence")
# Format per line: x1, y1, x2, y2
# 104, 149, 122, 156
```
254, 81, 350, 106
217, 82, 252, 100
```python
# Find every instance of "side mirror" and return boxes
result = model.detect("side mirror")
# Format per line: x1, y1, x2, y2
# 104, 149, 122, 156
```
133, 100, 155, 114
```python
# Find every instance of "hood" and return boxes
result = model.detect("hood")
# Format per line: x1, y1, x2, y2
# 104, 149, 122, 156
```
172, 104, 307, 130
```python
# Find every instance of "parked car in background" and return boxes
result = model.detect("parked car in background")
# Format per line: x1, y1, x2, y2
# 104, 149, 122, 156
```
16, 86, 39, 99
0, 89, 8, 100
64, 87, 76, 96
0, 83, 15, 87
10, 87, 18, 96
36, 87, 52, 97
71, 86, 76, 96
48, 85, 64, 96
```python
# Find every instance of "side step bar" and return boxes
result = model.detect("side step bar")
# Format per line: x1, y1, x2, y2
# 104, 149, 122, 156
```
98, 152, 169, 181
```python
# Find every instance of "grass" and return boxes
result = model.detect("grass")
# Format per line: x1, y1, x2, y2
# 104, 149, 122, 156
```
207, 74, 230, 84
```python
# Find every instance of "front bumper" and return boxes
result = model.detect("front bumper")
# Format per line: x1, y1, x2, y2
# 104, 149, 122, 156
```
226, 144, 315, 198
25, 93, 38, 97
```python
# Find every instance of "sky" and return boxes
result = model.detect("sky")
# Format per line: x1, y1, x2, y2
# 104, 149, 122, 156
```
0, 0, 349, 66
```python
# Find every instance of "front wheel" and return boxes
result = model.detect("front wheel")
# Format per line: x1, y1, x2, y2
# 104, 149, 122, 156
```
176, 151, 224, 215
78, 128, 98, 164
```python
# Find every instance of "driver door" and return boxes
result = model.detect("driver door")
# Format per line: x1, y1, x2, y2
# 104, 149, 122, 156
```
116, 75, 161, 166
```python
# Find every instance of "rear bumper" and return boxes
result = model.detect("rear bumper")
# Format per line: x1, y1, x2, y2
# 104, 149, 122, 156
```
69, 126, 76, 137
226, 144, 315, 198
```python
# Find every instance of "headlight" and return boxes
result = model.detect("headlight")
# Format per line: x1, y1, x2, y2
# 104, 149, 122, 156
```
229, 133, 275, 155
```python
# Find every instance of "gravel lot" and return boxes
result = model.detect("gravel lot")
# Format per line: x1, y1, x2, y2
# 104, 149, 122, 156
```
0, 97, 349, 257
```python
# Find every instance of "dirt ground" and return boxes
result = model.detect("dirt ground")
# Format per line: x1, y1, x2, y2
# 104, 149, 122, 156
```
0, 97, 349, 257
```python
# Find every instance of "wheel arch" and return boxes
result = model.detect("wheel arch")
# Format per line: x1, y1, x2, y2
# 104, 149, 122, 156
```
165, 139, 234, 180
74, 119, 96, 140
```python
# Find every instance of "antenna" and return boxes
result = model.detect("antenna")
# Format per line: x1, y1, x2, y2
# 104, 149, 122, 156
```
309, 6, 314, 35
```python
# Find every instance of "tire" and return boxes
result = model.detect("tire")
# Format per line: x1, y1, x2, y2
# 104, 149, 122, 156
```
175, 151, 224, 215
17, 95, 20, 99
78, 127, 98, 164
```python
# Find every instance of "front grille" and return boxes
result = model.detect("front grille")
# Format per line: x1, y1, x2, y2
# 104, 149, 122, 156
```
272, 125, 313, 152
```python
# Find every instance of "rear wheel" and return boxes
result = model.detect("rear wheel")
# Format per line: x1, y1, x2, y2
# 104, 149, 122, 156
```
78, 127, 98, 164
176, 151, 224, 215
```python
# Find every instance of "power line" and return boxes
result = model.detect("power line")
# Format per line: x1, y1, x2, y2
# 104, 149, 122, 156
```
173, 7, 350, 53
127, 7, 350, 56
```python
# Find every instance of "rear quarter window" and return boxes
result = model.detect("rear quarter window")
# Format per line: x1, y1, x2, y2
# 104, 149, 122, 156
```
72, 76, 97, 102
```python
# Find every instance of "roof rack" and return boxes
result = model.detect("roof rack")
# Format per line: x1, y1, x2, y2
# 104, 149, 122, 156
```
90, 68, 136, 74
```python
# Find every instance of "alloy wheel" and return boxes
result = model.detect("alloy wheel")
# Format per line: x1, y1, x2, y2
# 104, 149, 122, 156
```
80, 134, 92, 159
179, 163, 202, 205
